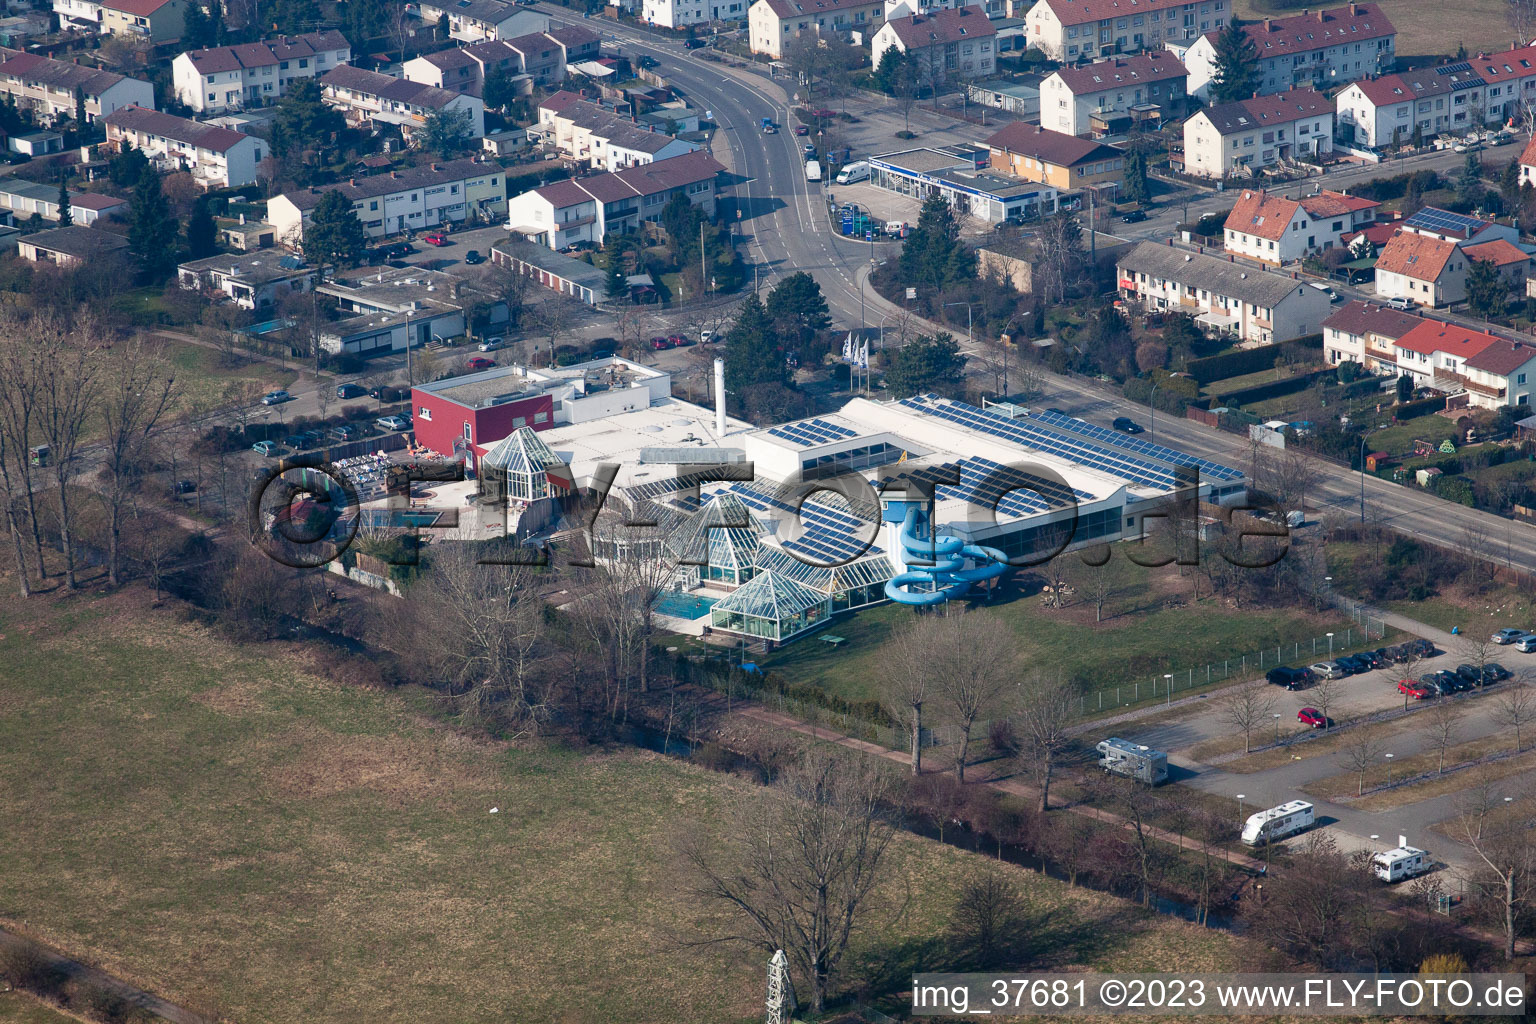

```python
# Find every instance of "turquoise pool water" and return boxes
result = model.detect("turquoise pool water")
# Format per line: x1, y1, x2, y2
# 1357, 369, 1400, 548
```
359, 509, 443, 528
653, 592, 719, 619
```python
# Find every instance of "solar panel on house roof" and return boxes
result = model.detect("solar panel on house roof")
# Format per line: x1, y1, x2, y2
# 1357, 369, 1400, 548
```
1030, 410, 1245, 481
765, 417, 859, 447
1436, 61, 1473, 74
1403, 207, 1484, 235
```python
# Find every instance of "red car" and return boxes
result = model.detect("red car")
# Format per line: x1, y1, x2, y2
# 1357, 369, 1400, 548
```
465, 356, 495, 371
1397, 679, 1433, 700
1297, 707, 1328, 729
423, 232, 449, 247
794, 125, 809, 136
667, 334, 691, 347
650, 336, 673, 350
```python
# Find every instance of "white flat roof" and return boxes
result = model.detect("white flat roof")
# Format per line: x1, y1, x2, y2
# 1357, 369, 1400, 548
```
537, 397, 752, 490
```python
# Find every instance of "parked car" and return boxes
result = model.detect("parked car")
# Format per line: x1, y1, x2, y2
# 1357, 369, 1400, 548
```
337, 383, 366, 399
1485, 663, 1512, 681
650, 336, 673, 350
1335, 654, 1368, 674
699, 329, 714, 344
1357, 650, 1388, 670
1266, 666, 1312, 689
1309, 660, 1347, 680
1516, 634, 1536, 653
170, 479, 196, 495
382, 242, 416, 259
465, 356, 496, 371
252, 440, 281, 457
667, 334, 691, 347
463, 250, 484, 265
423, 232, 449, 247
1455, 664, 1485, 685
1112, 416, 1144, 434
1385, 296, 1413, 311
1297, 707, 1329, 729
283, 434, 309, 449
261, 389, 291, 405
376, 415, 410, 432
478, 336, 505, 352
329, 424, 360, 441
1493, 628, 1527, 645
1397, 679, 1434, 700
1121, 208, 1148, 223
794, 125, 809, 136
637, 55, 660, 69
369, 385, 408, 402
802, 143, 817, 157
1430, 670, 1468, 693
683, 36, 706, 48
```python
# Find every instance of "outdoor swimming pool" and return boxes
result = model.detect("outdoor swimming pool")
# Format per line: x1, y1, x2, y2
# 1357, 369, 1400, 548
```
653, 592, 719, 620
359, 509, 444, 528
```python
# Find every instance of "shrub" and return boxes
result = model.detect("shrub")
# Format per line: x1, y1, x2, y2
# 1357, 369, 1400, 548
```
70, 980, 137, 1023
0, 944, 67, 998
988, 718, 1019, 757
691, 740, 736, 772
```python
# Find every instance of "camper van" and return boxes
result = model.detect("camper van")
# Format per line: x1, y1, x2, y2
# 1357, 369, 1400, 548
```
1096, 738, 1168, 785
1241, 800, 1315, 846
1372, 836, 1432, 882
835, 161, 870, 185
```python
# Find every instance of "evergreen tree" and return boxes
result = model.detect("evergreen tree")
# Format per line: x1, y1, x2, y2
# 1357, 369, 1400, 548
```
1209, 18, 1260, 104
187, 195, 217, 259
421, 107, 473, 158
605, 258, 627, 301
1395, 373, 1414, 403
56, 182, 71, 227
873, 47, 904, 94
208, 0, 224, 43
765, 271, 831, 344
482, 67, 516, 112
1501, 157, 1522, 210
73, 86, 86, 129
723, 292, 786, 395
660, 191, 706, 263
271, 79, 343, 159
899, 195, 973, 295
302, 189, 367, 268
1466, 255, 1509, 321
1411, 122, 1424, 149
1122, 147, 1150, 206
883, 332, 966, 398
182, 0, 211, 48
1458, 152, 1484, 200
128, 166, 179, 282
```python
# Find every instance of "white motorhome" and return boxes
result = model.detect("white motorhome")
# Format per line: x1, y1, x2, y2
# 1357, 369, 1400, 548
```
835, 160, 870, 185
1096, 737, 1168, 785
1372, 836, 1432, 882
1241, 800, 1314, 846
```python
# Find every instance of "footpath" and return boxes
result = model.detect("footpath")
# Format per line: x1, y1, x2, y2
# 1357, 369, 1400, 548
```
0, 926, 211, 1024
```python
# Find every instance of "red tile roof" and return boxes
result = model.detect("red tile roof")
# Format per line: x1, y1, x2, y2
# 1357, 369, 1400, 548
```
885, 6, 996, 49
1375, 231, 1459, 280
1224, 189, 1300, 242
1300, 190, 1379, 218
1465, 336, 1536, 375
1523, 135, 1536, 168
984, 121, 1120, 167
1199, 88, 1332, 135
1463, 239, 1532, 267
103, 105, 248, 153
1038, 0, 1188, 29
1047, 51, 1186, 94
101, 0, 175, 17
1341, 220, 1399, 247
1394, 320, 1500, 359
1201, 3, 1394, 56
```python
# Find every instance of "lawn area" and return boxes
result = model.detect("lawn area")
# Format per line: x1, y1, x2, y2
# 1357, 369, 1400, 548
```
0, 992, 75, 1024
149, 335, 300, 416
1240, 0, 1508, 62
1304, 737, 1536, 810
758, 558, 1356, 705
1326, 539, 1536, 634
0, 589, 1253, 1024
1201, 366, 1315, 396
1365, 417, 1460, 461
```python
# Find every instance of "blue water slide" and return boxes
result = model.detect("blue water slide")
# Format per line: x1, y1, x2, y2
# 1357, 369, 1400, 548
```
884, 507, 1008, 606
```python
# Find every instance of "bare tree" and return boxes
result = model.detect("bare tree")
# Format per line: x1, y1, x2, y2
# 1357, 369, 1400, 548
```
1218, 684, 1278, 754
1013, 673, 1077, 811
312, 373, 334, 425
34, 320, 98, 589
1307, 675, 1344, 733
1496, 678, 1535, 753
681, 745, 900, 1014
127, 504, 183, 603
1457, 634, 1497, 689
1033, 213, 1083, 305
933, 609, 1016, 780
1425, 699, 1464, 775
1511, 0, 1536, 46
98, 336, 179, 586
533, 298, 575, 368
949, 864, 1026, 969
1076, 547, 1114, 622
1338, 726, 1385, 796
1453, 803, 1535, 959
882, 615, 939, 773
0, 323, 49, 582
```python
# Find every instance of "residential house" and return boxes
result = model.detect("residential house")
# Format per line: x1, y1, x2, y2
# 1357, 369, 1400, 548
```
1181, 87, 1332, 178
747, 0, 884, 59
0, 179, 123, 224
103, 105, 264, 188
402, 25, 598, 96
505, 149, 724, 249
1182, 3, 1394, 100
172, 30, 352, 114
0, 48, 154, 124
1336, 63, 1499, 149
1462, 335, 1536, 409
177, 249, 316, 309
413, 0, 548, 42
1373, 231, 1467, 306
1462, 238, 1534, 293
16, 224, 128, 266
642, 0, 747, 29
1392, 320, 1508, 398
1023, 0, 1226, 62
1321, 299, 1424, 371
320, 65, 486, 141
53, 0, 187, 42
1521, 134, 1536, 187
1221, 187, 1379, 265
871, 6, 996, 81
1398, 205, 1518, 246
267, 157, 508, 245
1038, 51, 1186, 136
983, 120, 1124, 194
531, 94, 698, 171
1116, 240, 1331, 344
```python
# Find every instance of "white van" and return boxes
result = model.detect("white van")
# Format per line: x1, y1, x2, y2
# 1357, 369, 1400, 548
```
835, 161, 870, 185
1241, 800, 1315, 846
1372, 836, 1432, 882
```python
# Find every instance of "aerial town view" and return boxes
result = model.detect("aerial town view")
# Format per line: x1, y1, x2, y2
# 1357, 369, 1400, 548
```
4, 0, 1536, 1018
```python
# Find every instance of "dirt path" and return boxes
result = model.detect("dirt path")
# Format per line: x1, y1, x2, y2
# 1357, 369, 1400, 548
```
0, 927, 212, 1024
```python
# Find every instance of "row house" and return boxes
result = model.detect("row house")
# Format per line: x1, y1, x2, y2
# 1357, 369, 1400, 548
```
1116, 240, 1331, 344
412, 0, 547, 42
1321, 299, 1424, 370
747, 0, 885, 60
53, 0, 186, 43
870, 6, 996, 81
505, 149, 724, 249
0, 48, 153, 123
1024, 0, 1229, 62
984, 120, 1124, 193
17, 224, 128, 266
531, 93, 698, 171
1221, 187, 1379, 265
102, 105, 264, 188
1183, 3, 1394, 100
1392, 321, 1536, 408
1038, 51, 1186, 136
267, 157, 508, 244
1182, 87, 1332, 178
320, 65, 486, 141
1372, 206, 1525, 307
172, 30, 352, 113
642, 0, 747, 28
1336, 44, 1536, 150
401, 24, 598, 97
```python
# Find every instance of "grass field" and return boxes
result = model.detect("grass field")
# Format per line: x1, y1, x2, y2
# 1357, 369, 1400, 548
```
1302, 735, 1536, 809
0, 992, 76, 1024
1233, 0, 1512, 59
149, 336, 300, 417
0, 589, 1252, 1024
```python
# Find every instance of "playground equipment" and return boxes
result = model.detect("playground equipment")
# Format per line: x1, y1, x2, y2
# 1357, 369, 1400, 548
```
883, 504, 1008, 606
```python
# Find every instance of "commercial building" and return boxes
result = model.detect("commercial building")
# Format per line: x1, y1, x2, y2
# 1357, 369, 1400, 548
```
1023, 0, 1224, 61
870, 6, 996, 81
490, 238, 609, 305
747, 0, 885, 59
1181, 88, 1332, 179
172, 30, 352, 114
1221, 188, 1380, 265
1321, 299, 1425, 371
413, 0, 548, 42
16, 224, 128, 266
870, 145, 1058, 223
267, 157, 508, 245
320, 65, 486, 142
0, 48, 154, 124
1116, 241, 1332, 344
1038, 52, 1186, 137
1181, 3, 1394, 100
176, 249, 316, 309
984, 120, 1124, 193
505, 149, 723, 249
103, 105, 265, 188
315, 266, 470, 356
0, 180, 123, 225
529, 92, 699, 171
52, 0, 187, 42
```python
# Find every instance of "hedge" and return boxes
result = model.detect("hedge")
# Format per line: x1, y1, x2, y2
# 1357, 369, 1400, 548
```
1212, 367, 1337, 407
1394, 396, 1444, 421
1185, 334, 1323, 385
1123, 376, 1192, 415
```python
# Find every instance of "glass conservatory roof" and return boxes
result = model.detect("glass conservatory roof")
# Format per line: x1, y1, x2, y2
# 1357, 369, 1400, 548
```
754, 545, 895, 594
711, 570, 830, 619
482, 427, 563, 475
662, 492, 762, 570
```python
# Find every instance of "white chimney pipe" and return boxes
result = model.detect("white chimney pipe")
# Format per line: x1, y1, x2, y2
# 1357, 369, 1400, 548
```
1399, 834, 1408, 849
713, 357, 726, 437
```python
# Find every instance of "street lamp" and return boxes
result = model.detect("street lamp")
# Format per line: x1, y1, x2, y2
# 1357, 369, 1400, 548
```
1149, 379, 1159, 444
1385, 752, 1394, 787
1237, 793, 1247, 821
943, 301, 976, 348
1272, 712, 1282, 744
1164, 672, 1173, 705
1327, 631, 1335, 655
1358, 426, 1386, 523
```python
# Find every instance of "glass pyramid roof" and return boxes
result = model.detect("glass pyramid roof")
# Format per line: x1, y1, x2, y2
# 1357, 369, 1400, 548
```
482, 427, 562, 475
663, 492, 762, 570
711, 570, 829, 619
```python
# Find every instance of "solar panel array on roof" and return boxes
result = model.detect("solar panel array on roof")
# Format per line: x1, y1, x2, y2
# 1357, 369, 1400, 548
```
1436, 61, 1473, 74
1030, 409, 1244, 481
879, 457, 1089, 518
1403, 206, 1486, 236
766, 417, 859, 447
